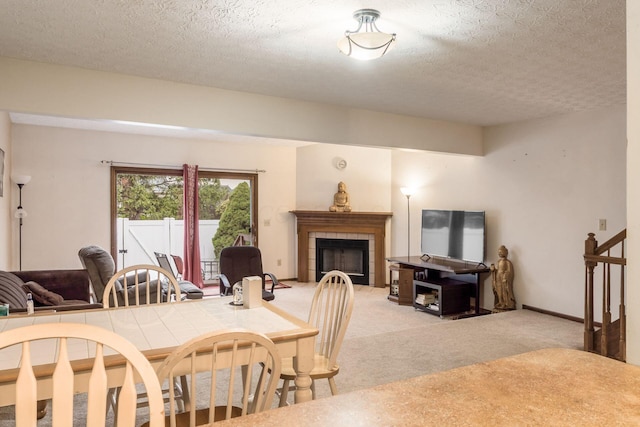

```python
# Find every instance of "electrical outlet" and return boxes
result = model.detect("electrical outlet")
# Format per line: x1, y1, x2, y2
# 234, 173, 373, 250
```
277, 259, 282, 266
599, 219, 607, 231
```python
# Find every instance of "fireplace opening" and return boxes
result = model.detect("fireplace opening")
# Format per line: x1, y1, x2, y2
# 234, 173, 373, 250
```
316, 238, 369, 285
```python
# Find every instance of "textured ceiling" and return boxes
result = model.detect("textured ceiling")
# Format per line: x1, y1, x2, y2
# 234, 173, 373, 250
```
0, 0, 626, 130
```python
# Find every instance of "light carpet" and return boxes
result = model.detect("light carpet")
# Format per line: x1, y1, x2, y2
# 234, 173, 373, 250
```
0, 282, 584, 425
270, 283, 583, 400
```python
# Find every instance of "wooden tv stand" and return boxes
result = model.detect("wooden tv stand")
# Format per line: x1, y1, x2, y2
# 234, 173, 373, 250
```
386, 256, 490, 317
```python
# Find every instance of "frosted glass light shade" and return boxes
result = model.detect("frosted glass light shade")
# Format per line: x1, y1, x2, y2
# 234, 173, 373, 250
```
337, 32, 396, 60
337, 9, 396, 61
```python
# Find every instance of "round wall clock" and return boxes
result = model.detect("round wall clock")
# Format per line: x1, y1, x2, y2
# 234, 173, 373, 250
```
335, 158, 347, 170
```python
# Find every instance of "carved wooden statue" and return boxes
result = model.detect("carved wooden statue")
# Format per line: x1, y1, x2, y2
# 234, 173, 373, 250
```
490, 245, 516, 312
329, 181, 352, 212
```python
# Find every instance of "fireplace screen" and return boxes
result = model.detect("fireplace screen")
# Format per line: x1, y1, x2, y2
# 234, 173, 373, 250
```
316, 238, 369, 284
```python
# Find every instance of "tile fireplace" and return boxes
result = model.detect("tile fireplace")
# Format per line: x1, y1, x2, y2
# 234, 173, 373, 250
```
315, 237, 370, 285
291, 210, 393, 287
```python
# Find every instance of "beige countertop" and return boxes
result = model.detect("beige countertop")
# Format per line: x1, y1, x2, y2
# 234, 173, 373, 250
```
215, 348, 640, 426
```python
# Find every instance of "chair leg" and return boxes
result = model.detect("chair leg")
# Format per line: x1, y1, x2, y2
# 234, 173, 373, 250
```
179, 375, 191, 412
311, 380, 316, 400
278, 379, 291, 407
106, 387, 120, 425
174, 376, 186, 413
328, 377, 338, 395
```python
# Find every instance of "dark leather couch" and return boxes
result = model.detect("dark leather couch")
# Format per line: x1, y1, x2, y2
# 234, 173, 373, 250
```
0, 269, 102, 314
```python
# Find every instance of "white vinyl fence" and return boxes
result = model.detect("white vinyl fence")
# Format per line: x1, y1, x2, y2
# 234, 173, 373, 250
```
116, 218, 220, 277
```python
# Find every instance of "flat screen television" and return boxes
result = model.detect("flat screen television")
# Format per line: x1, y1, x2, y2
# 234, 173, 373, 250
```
420, 209, 486, 264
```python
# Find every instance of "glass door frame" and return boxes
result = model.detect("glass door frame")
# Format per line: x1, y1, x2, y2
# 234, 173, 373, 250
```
110, 166, 259, 264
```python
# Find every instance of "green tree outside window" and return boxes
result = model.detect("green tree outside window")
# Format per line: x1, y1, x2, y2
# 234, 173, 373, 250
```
212, 182, 251, 259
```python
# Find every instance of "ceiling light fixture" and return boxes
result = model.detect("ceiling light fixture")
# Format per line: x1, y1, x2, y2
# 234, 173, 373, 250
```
337, 9, 396, 61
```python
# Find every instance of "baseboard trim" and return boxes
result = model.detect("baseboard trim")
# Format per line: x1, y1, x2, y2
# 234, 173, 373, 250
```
522, 305, 588, 324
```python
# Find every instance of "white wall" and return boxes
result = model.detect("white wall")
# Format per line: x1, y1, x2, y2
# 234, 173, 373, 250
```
390, 106, 626, 317
10, 125, 298, 277
626, 1, 640, 364
10, 104, 626, 319
0, 53, 630, 339
295, 144, 392, 212
0, 112, 11, 269
0, 57, 483, 156
295, 143, 394, 281
391, 150, 485, 259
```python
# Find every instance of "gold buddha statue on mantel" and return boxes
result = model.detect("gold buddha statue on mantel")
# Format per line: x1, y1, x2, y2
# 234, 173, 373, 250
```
329, 181, 352, 212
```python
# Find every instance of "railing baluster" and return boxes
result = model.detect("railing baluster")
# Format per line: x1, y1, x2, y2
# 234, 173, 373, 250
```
601, 260, 609, 357
584, 234, 597, 353
620, 240, 626, 361
584, 230, 626, 362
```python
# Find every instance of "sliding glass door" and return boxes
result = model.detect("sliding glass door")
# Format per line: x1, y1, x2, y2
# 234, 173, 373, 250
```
110, 166, 257, 272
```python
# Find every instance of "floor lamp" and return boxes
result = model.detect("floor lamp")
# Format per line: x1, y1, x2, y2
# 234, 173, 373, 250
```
400, 187, 415, 258
12, 175, 31, 270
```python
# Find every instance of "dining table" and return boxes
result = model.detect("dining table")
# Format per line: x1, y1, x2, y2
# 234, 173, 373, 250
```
212, 347, 640, 426
0, 296, 318, 406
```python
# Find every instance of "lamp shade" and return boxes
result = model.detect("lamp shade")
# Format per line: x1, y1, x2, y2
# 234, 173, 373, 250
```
400, 187, 416, 197
337, 9, 396, 61
12, 175, 31, 185
337, 32, 396, 60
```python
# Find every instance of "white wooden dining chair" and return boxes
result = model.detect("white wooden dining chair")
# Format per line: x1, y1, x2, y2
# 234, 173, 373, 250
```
145, 329, 282, 427
0, 323, 165, 427
103, 264, 186, 417
103, 264, 182, 308
277, 270, 355, 406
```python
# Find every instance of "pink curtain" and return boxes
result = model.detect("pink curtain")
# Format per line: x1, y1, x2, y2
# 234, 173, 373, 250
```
183, 164, 204, 288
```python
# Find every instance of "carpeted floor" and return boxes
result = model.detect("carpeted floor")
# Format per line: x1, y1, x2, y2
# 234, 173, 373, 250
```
269, 282, 584, 401
0, 281, 584, 425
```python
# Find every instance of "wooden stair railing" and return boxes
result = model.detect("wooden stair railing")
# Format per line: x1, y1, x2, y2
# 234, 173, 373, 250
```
584, 229, 626, 361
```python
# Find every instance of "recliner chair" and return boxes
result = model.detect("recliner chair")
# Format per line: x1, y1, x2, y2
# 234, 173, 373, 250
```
79, 246, 203, 304
79, 245, 163, 306
77, 245, 118, 304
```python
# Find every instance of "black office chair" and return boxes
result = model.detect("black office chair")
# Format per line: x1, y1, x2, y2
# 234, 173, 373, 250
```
218, 246, 278, 301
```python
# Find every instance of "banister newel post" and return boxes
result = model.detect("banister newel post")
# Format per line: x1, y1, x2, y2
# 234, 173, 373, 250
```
584, 233, 598, 352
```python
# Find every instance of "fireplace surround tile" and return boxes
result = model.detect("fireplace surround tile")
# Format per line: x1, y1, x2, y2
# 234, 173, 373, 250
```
291, 211, 393, 287
309, 232, 375, 285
